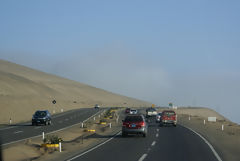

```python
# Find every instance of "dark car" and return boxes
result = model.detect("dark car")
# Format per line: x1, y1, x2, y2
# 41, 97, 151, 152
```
94, 104, 100, 109
160, 110, 177, 127
122, 114, 148, 137
32, 110, 52, 126
125, 108, 131, 114
156, 112, 162, 123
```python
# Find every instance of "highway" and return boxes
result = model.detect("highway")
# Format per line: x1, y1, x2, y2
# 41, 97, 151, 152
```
67, 116, 220, 161
0, 108, 102, 146
0, 108, 222, 161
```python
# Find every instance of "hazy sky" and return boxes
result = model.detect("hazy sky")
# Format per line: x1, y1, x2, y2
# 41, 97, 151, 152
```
0, 1, 240, 123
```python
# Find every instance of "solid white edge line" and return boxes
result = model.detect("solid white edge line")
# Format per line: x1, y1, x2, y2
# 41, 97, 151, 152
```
181, 124, 223, 161
2, 110, 104, 146
138, 154, 148, 161
67, 131, 122, 161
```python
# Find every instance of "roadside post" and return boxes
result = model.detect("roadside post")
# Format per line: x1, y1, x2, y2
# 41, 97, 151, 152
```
222, 124, 224, 131
9, 118, 12, 125
109, 123, 112, 128
204, 120, 206, 125
93, 117, 95, 121
81, 122, 84, 128
189, 116, 191, 121
42, 132, 45, 140
59, 142, 62, 152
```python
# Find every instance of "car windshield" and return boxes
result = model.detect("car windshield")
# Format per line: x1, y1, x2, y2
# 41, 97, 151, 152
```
125, 116, 143, 122
35, 111, 47, 117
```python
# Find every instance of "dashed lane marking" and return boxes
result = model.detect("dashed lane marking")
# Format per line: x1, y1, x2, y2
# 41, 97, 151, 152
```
157, 129, 159, 132
151, 141, 156, 146
138, 154, 148, 161
156, 133, 159, 137
14, 131, 23, 134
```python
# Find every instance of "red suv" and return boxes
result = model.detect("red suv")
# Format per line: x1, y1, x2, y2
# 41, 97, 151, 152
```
160, 110, 177, 127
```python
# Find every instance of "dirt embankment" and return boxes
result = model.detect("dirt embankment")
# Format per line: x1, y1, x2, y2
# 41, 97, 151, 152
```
0, 59, 151, 124
174, 107, 240, 161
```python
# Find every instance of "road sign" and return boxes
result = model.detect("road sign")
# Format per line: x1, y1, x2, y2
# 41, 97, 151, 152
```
52, 100, 56, 104
169, 103, 173, 107
152, 104, 155, 108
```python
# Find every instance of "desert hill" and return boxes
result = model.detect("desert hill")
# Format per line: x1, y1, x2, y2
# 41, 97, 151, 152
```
0, 59, 151, 124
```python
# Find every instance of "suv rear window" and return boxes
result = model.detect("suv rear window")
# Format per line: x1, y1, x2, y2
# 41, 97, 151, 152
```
125, 116, 143, 122
163, 111, 175, 116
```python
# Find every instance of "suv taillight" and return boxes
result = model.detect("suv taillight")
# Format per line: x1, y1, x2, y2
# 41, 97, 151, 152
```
139, 121, 145, 126
123, 122, 128, 126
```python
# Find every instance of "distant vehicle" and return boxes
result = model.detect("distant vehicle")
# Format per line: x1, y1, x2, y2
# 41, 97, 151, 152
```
156, 112, 162, 123
122, 114, 148, 137
94, 104, 100, 109
32, 110, 52, 126
160, 110, 177, 127
129, 109, 138, 114
125, 108, 131, 114
146, 107, 157, 117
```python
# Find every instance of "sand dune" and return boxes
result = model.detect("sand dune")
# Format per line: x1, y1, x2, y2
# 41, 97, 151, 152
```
0, 59, 151, 124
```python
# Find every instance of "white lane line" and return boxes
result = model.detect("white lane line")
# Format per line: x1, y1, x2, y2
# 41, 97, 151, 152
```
138, 154, 148, 161
181, 125, 223, 161
67, 131, 121, 161
156, 133, 159, 137
14, 131, 23, 134
151, 141, 156, 146
157, 129, 159, 132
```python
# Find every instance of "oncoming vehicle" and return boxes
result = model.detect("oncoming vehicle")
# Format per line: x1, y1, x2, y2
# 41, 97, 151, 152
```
122, 114, 148, 137
129, 109, 138, 114
156, 112, 162, 123
94, 104, 100, 109
160, 110, 177, 127
146, 107, 157, 117
32, 110, 52, 126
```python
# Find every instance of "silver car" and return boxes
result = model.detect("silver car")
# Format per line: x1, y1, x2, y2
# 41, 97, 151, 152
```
122, 115, 148, 137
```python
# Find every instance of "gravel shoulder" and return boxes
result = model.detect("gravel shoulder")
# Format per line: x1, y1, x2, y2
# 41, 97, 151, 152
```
177, 113, 240, 161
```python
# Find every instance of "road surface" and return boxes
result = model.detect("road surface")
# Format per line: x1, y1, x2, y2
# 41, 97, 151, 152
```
67, 117, 220, 161
0, 108, 102, 146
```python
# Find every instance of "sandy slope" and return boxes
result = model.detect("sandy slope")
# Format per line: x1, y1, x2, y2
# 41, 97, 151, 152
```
0, 59, 151, 124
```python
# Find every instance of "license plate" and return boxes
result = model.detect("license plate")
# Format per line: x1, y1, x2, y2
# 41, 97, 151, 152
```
131, 124, 136, 127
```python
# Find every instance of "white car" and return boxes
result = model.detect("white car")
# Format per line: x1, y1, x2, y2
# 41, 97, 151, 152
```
129, 109, 138, 114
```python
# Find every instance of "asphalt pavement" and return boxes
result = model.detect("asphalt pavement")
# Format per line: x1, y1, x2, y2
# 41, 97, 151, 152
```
0, 108, 102, 146
67, 116, 220, 161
